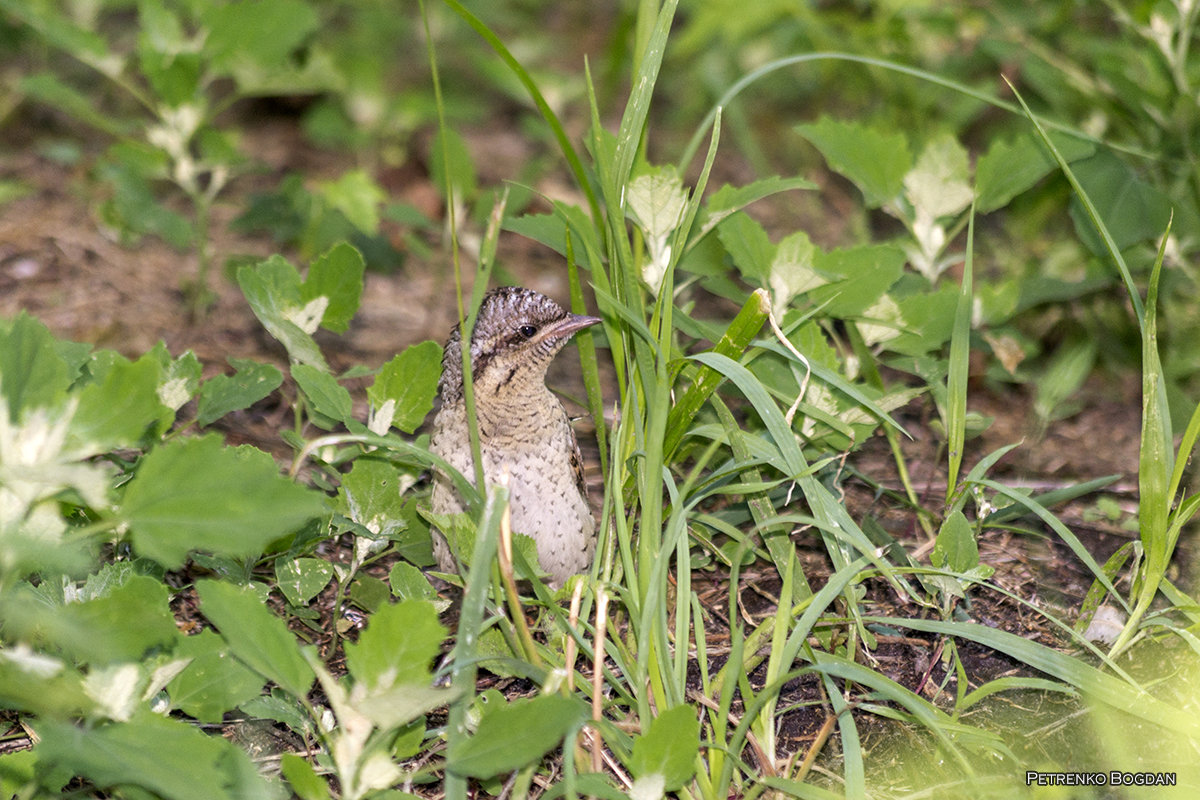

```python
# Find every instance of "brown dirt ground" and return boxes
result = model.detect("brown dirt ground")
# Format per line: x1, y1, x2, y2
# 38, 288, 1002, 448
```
3, 103, 1194, 789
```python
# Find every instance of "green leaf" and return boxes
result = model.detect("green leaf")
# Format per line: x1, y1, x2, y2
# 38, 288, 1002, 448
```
0, 312, 71, 421
629, 705, 700, 792
316, 172, 385, 236
975, 131, 1095, 214
68, 354, 166, 457
280, 753, 331, 800
203, 0, 320, 78
767, 230, 821, 316
275, 558, 334, 606
931, 511, 979, 572
300, 242, 365, 334
717, 211, 774, 283
904, 134, 973, 221
344, 600, 445, 690
197, 358, 283, 426
121, 434, 325, 568
1068, 150, 1174, 252
36, 711, 269, 800
159, 349, 202, 412
5, 575, 177, 666
809, 244, 906, 318
367, 341, 443, 433
447, 694, 586, 778
339, 457, 408, 539
796, 116, 911, 208
292, 363, 353, 428
20, 73, 128, 137
347, 575, 389, 613
695, 175, 816, 242
96, 158, 194, 248
389, 561, 440, 603
196, 580, 315, 698
237, 257, 327, 369
170, 630, 265, 723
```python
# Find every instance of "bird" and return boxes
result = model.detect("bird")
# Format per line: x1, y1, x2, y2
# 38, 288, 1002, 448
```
429, 286, 601, 587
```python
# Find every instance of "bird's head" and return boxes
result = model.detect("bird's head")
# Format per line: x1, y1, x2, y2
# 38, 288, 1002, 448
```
441, 287, 601, 399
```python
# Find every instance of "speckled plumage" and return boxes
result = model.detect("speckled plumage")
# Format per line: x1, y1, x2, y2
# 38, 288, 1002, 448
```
430, 287, 600, 586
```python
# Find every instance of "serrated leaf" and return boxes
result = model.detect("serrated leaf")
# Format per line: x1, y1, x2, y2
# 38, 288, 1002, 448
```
0, 312, 70, 421
238, 257, 327, 369
976, 131, 1095, 213
5, 576, 177, 666
808, 244, 906, 318
717, 211, 774, 283
339, 457, 407, 538
170, 630, 265, 723
196, 358, 283, 426
696, 175, 816, 241
68, 354, 166, 457
903, 134, 974, 221
292, 363, 353, 428
37, 712, 268, 800
275, 558, 334, 606
196, 580, 314, 698
344, 600, 444, 691
121, 434, 325, 568
367, 341, 442, 433
768, 230, 822, 317
447, 695, 586, 778
796, 117, 911, 208
626, 166, 688, 292
629, 705, 700, 792
300, 242, 364, 333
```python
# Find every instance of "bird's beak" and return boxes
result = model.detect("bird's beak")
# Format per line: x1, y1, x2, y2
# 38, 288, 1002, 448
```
545, 313, 602, 339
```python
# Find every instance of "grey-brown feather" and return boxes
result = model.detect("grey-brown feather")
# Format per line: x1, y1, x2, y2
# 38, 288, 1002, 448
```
429, 287, 598, 587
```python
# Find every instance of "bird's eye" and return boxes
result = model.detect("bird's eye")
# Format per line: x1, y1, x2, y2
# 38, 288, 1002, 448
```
518, 324, 538, 338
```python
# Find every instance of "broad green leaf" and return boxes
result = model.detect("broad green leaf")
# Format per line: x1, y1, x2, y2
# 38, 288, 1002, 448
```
0, 312, 69, 421
767, 230, 821, 317
275, 557, 334, 606
446, 694, 586, 778
292, 363, 353, 428
280, 753, 331, 800
626, 165, 688, 292
196, 580, 314, 698
159, 349, 202, 412
68, 354, 166, 457
121, 434, 325, 568
196, 358, 283, 426
203, 0, 320, 78
339, 457, 408, 539
347, 575, 389, 613
344, 600, 445, 690
903, 134, 974, 221
629, 705, 700, 791
389, 561, 440, 603
886, 284, 959, 355
367, 341, 442, 433
931, 511, 978, 572
1069, 150, 1173, 253
37, 711, 268, 800
976, 131, 1095, 213
809, 244, 906, 318
300, 242, 365, 333
796, 117, 911, 208
97, 158, 194, 248
237, 257, 327, 369
170, 630, 265, 723
317, 171, 385, 236
4, 576, 176, 666
717, 211, 774, 283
